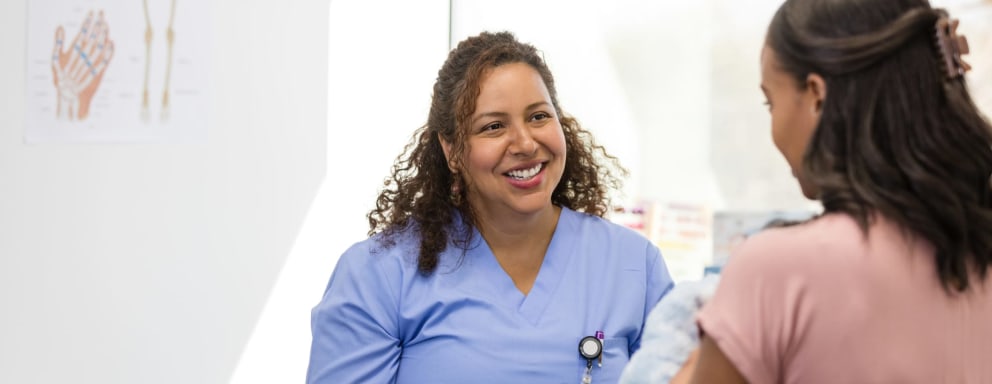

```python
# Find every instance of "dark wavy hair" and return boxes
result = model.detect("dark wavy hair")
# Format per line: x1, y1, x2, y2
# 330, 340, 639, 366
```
768, 0, 992, 291
367, 31, 626, 275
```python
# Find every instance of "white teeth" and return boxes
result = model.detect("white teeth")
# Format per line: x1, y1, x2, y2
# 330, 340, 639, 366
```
507, 164, 542, 180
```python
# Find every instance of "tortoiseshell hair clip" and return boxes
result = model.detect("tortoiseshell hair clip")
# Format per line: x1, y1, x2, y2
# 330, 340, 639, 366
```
935, 17, 971, 79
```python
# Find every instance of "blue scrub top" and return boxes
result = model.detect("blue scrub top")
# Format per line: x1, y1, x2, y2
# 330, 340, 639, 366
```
308, 207, 673, 383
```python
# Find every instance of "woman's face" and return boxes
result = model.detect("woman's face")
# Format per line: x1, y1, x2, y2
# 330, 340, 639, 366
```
760, 44, 825, 199
443, 62, 566, 223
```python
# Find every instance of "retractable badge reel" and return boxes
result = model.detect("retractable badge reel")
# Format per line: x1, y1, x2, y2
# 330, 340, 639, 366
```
578, 335, 603, 384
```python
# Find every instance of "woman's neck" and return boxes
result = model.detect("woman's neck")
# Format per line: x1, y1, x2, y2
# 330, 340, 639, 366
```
475, 205, 561, 252
474, 204, 562, 295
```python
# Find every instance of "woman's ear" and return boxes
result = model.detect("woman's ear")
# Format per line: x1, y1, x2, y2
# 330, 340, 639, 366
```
438, 133, 457, 173
806, 73, 827, 114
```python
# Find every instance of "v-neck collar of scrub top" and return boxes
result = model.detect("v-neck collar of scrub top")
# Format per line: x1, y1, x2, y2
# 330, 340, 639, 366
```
465, 206, 580, 326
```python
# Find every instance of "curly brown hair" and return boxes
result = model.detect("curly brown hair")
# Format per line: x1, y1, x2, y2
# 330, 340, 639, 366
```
768, 0, 992, 292
367, 31, 627, 275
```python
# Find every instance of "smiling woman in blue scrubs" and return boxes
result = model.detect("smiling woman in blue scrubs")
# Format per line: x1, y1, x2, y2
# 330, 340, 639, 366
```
307, 31, 673, 384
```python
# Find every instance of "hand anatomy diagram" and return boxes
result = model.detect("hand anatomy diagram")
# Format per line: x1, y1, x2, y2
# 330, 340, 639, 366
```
51, 10, 114, 121
143, 0, 177, 122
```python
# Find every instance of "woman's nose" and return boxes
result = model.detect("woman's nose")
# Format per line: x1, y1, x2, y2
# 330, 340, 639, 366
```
508, 126, 538, 156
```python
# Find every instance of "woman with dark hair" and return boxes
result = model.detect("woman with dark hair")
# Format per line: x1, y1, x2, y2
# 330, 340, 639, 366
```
686, 0, 992, 382
307, 31, 673, 383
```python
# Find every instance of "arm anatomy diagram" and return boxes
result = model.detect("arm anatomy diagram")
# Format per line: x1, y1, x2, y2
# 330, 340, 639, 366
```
143, 0, 177, 122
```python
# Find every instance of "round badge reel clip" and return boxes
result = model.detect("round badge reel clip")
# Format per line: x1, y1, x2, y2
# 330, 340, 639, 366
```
578, 336, 603, 384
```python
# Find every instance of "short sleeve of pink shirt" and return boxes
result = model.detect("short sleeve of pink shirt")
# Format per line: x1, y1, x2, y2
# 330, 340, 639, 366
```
696, 213, 992, 384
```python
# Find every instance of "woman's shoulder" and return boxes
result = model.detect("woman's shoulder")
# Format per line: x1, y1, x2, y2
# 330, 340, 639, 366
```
340, 219, 476, 274
562, 206, 653, 245
560, 207, 663, 274
745, 212, 861, 248
725, 213, 867, 276
336, 224, 424, 276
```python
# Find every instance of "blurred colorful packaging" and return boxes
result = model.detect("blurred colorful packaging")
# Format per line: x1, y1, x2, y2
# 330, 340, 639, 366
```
611, 203, 817, 281
612, 201, 712, 283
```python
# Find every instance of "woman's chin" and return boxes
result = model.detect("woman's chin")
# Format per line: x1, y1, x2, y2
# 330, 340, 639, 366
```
792, 171, 819, 200
798, 181, 819, 200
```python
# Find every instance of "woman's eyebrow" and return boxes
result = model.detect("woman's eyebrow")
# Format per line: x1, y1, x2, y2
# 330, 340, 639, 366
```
472, 101, 552, 122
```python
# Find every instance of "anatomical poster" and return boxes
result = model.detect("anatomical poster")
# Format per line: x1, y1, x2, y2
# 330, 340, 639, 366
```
26, 0, 210, 143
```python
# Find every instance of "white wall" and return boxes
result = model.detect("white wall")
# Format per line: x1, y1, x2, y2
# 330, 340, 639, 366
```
0, 0, 328, 383
229, 1, 450, 382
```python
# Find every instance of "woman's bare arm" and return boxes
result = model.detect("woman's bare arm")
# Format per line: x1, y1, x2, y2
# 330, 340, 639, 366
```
687, 336, 749, 384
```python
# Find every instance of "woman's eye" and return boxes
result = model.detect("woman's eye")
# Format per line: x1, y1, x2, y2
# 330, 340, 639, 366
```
531, 112, 550, 121
482, 122, 503, 131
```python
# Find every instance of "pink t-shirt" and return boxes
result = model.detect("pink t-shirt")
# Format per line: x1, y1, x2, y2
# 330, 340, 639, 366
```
697, 213, 992, 383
